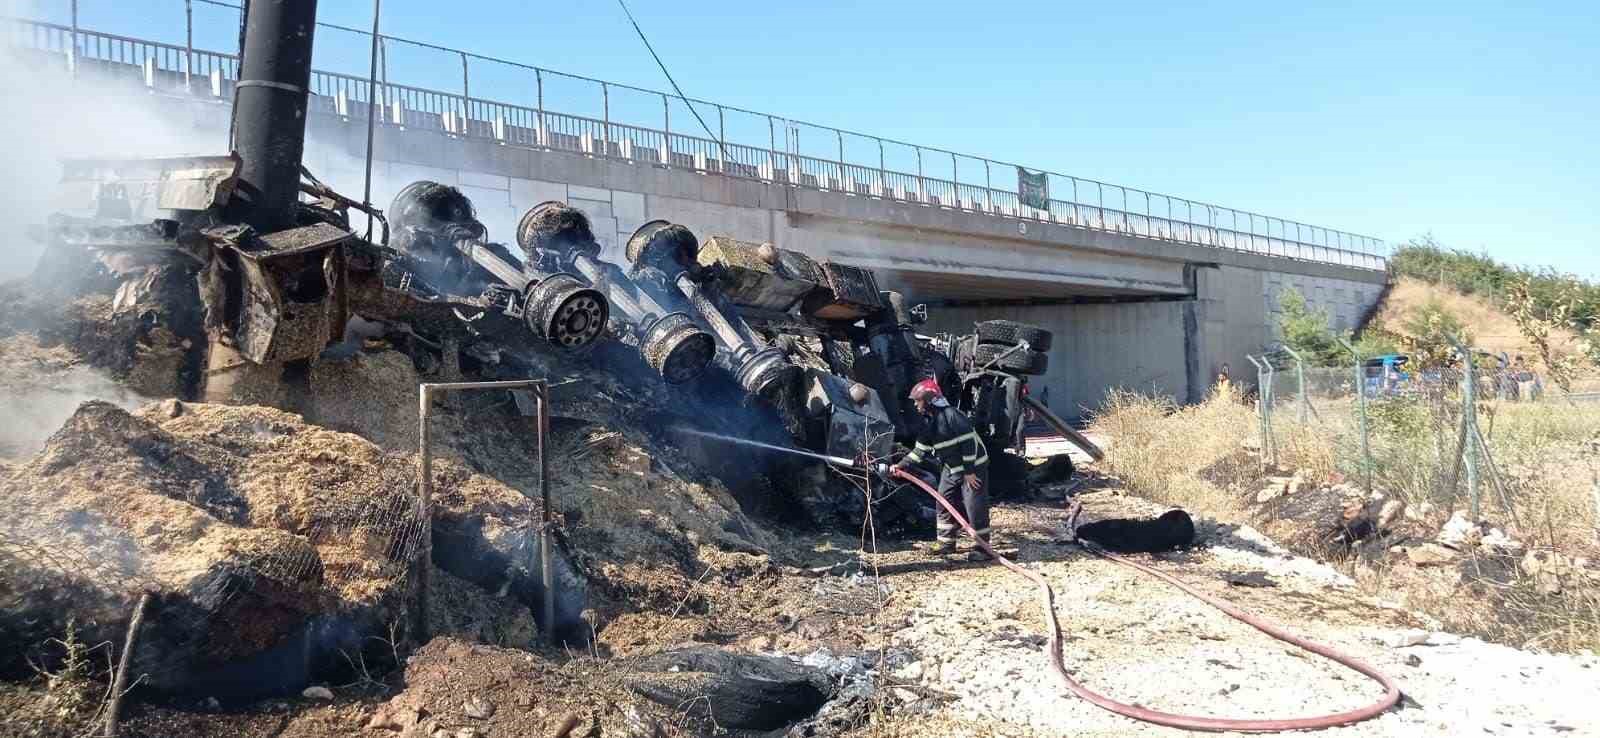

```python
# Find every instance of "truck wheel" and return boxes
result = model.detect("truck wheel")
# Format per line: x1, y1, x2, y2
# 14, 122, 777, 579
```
973, 343, 1049, 375
975, 319, 1053, 352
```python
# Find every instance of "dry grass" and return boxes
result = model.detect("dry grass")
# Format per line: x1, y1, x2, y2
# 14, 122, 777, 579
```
1375, 276, 1586, 358
1093, 386, 1256, 521
0, 621, 116, 738
1092, 387, 1600, 654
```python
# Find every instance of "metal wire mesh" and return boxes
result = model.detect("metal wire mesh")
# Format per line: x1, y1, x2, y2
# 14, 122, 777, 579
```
0, 405, 431, 693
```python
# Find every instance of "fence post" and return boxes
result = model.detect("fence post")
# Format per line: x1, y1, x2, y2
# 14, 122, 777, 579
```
951, 153, 959, 202
1338, 338, 1372, 495
1452, 336, 1481, 521
601, 82, 610, 158
416, 386, 434, 639
418, 380, 553, 640
1592, 477, 1600, 545
1246, 355, 1268, 471
915, 147, 924, 194
537, 384, 554, 641
1283, 345, 1313, 423
1262, 357, 1277, 465
984, 160, 992, 212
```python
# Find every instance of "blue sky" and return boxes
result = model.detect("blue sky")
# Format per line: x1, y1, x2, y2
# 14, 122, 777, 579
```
20, 0, 1599, 277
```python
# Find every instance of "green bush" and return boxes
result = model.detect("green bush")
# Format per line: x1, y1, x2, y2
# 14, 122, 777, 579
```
1278, 287, 1345, 366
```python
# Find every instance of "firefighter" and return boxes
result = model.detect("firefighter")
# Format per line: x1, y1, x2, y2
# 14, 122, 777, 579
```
889, 378, 992, 560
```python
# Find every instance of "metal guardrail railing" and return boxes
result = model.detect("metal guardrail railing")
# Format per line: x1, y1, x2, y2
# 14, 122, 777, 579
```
6, 11, 1388, 271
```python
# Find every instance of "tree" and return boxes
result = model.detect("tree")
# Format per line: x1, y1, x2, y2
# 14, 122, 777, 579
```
1398, 298, 1470, 368
1507, 275, 1594, 392
1277, 287, 1344, 365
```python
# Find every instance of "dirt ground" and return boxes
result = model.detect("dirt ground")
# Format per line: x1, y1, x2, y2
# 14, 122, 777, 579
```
5, 287, 1599, 737
8, 467, 1600, 737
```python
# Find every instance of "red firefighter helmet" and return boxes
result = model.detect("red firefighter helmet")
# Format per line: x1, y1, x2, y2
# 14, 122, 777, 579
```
908, 377, 944, 402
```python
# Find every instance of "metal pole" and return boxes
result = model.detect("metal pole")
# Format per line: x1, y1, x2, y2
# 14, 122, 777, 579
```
1283, 345, 1313, 423
767, 116, 777, 174
717, 105, 726, 165
601, 82, 610, 157
535, 69, 545, 146
459, 52, 470, 125
184, 0, 194, 90
68, 0, 78, 77
361, 0, 382, 241
837, 130, 845, 186
380, 38, 388, 109
417, 385, 433, 639
538, 385, 554, 641
1246, 355, 1268, 472
952, 153, 959, 205
984, 160, 992, 212
878, 138, 886, 192
1262, 358, 1277, 465
662, 94, 670, 163
416, 379, 553, 640
1455, 339, 1481, 521
916, 147, 924, 197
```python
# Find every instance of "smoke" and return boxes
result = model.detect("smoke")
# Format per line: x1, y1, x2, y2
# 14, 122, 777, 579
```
0, 48, 213, 280
0, 361, 144, 459
0, 49, 198, 455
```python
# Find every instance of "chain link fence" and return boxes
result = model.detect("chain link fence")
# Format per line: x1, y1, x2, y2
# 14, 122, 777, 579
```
1246, 344, 1600, 541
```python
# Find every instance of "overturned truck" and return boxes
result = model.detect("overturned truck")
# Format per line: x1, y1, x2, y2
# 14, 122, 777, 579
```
34, 152, 1070, 527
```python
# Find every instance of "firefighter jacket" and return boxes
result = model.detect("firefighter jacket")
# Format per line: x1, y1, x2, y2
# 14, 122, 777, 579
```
903, 404, 989, 475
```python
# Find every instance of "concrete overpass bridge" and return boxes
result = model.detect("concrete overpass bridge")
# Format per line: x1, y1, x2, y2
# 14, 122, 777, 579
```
3, 15, 1389, 418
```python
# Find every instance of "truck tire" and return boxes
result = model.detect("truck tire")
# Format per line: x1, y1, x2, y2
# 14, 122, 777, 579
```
975, 320, 1053, 352
974, 343, 1048, 375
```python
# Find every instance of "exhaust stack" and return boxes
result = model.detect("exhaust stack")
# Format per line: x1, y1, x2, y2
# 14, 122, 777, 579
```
517, 203, 714, 383
231, 0, 319, 231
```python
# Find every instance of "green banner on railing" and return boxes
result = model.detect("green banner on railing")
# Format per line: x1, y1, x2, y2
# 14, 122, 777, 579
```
1018, 166, 1049, 209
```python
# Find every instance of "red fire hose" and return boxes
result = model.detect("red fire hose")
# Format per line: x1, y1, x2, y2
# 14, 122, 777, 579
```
888, 468, 1401, 733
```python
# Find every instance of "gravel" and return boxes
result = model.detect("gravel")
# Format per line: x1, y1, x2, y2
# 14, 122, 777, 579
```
866, 492, 1600, 737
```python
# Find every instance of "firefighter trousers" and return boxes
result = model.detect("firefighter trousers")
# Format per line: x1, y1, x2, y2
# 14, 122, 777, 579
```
934, 465, 990, 545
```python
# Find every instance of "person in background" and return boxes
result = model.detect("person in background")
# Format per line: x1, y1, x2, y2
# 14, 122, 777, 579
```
1214, 363, 1233, 397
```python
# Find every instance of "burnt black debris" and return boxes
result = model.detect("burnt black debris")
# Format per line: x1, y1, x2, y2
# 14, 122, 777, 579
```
1074, 509, 1198, 554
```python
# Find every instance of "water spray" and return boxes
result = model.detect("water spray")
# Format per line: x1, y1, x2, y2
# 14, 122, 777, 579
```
673, 427, 873, 471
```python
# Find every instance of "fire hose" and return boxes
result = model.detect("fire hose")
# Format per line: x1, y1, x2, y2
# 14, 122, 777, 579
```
887, 467, 1402, 733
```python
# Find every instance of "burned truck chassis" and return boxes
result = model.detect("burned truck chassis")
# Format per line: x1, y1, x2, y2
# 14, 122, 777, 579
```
35, 161, 1061, 533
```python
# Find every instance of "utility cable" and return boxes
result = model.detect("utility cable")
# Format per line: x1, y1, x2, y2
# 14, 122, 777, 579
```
613, 0, 730, 162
